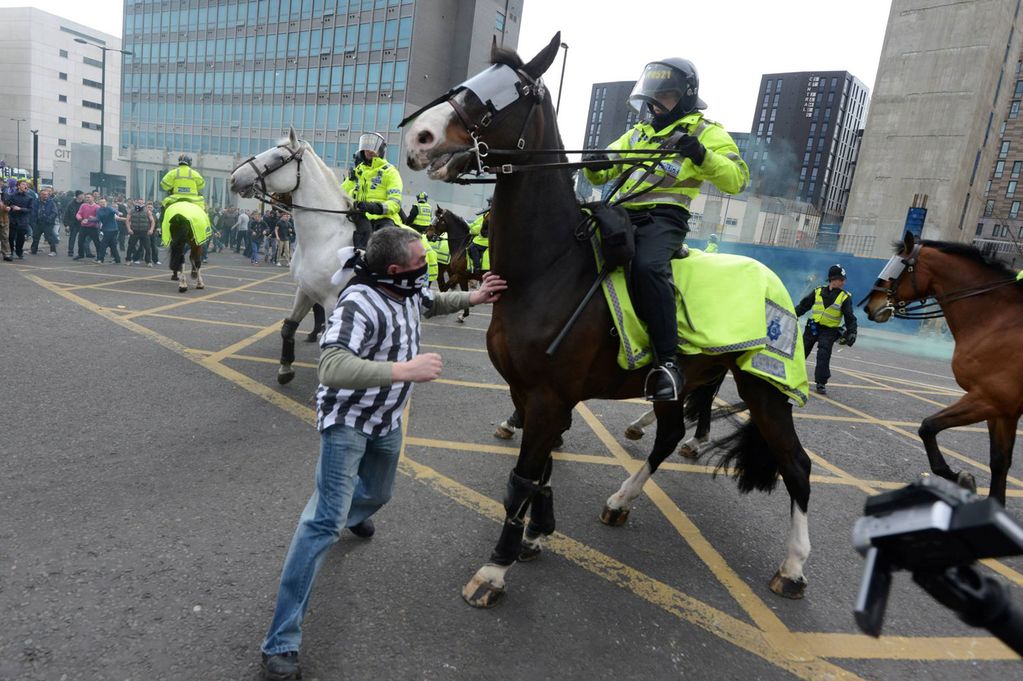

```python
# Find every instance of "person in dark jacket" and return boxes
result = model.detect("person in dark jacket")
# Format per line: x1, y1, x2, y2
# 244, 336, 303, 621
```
63, 190, 87, 257
794, 264, 858, 395
4, 180, 36, 259
31, 187, 60, 255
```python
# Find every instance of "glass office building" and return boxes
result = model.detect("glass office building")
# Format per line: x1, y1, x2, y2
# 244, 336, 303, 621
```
120, 0, 522, 208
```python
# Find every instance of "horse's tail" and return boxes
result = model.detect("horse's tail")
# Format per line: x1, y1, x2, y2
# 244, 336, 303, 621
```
709, 420, 780, 494
682, 373, 746, 424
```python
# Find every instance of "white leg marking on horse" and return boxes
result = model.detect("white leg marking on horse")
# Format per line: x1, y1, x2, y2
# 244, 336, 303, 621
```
625, 409, 656, 439
475, 563, 509, 589
779, 506, 810, 582
606, 462, 652, 510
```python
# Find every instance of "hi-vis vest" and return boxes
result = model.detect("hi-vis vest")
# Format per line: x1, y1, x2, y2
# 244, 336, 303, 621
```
811, 288, 849, 328
341, 157, 403, 222
583, 112, 748, 212
469, 212, 489, 248
160, 165, 205, 203
412, 200, 432, 228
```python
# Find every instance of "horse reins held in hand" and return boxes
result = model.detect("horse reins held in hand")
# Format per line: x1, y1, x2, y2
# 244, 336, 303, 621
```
234, 141, 360, 217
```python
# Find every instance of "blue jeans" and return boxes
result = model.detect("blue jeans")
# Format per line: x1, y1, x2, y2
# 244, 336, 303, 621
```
261, 423, 403, 655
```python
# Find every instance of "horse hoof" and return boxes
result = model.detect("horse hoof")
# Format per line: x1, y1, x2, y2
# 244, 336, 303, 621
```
178, 282, 188, 292
195, 279, 205, 289
956, 471, 977, 494
304, 333, 319, 343
462, 575, 506, 609
519, 544, 542, 562
455, 316, 465, 324
277, 367, 296, 385
624, 425, 645, 441
678, 444, 699, 460
769, 571, 807, 599
494, 424, 515, 440
600, 505, 629, 526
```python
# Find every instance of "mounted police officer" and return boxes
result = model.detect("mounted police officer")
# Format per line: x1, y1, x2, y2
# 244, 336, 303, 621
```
795, 264, 858, 395
342, 132, 403, 249
466, 199, 490, 273
160, 154, 206, 210
583, 58, 749, 401
407, 191, 433, 234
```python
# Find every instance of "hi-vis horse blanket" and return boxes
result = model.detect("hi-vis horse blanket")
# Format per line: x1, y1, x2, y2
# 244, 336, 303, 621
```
161, 200, 212, 246
599, 247, 809, 406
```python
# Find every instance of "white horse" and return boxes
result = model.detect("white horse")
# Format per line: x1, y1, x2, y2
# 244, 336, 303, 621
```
229, 127, 355, 383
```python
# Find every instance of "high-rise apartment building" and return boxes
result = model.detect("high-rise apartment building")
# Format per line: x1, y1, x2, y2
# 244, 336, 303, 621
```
0, 8, 125, 192
120, 0, 521, 209
844, 0, 1023, 259
748, 71, 868, 224
577, 80, 640, 199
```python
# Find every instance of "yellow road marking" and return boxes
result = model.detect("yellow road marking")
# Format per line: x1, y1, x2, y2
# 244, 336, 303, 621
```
27, 269, 1017, 667
120, 270, 291, 320
836, 367, 950, 408
574, 402, 792, 636
422, 342, 489, 353
145, 312, 266, 329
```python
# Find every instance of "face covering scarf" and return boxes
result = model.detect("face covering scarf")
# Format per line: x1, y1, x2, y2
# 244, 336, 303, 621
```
331, 247, 428, 298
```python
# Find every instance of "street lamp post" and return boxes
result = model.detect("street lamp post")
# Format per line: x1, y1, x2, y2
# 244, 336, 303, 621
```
74, 38, 132, 193
555, 42, 569, 116
9, 117, 26, 170
30, 129, 39, 189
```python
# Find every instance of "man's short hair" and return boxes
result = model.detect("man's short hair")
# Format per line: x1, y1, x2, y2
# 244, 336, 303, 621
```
74, 190, 83, 197
366, 226, 420, 273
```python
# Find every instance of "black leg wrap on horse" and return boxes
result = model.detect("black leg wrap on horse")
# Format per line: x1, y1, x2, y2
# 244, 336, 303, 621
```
489, 470, 541, 565
526, 485, 555, 536
490, 518, 526, 567
281, 318, 300, 364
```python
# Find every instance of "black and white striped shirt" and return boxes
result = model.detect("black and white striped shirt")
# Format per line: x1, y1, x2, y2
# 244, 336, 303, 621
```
316, 283, 436, 436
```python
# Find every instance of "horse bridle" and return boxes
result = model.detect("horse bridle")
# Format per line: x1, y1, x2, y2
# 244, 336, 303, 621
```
234, 141, 356, 216
864, 243, 1018, 320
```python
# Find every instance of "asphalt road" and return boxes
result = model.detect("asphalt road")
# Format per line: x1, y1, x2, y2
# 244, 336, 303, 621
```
2, 251, 1021, 680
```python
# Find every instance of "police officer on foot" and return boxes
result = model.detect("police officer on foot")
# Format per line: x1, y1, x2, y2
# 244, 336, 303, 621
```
705, 233, 720, 253
583, 58, 749, 401
342, 132, 403, 249
407, 191, 433, 233
160, 155, 206, 210
795, 264, 858, 395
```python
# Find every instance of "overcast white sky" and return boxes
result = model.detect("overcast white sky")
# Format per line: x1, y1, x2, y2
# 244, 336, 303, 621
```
7, 0, 894, 148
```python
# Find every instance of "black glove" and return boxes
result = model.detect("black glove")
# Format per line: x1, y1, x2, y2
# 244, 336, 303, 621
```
347, 168, 356, 182
583, 153, 614, 171
356, 201, 385, 215
843, 332, 856, 348
675, 134, 707, 166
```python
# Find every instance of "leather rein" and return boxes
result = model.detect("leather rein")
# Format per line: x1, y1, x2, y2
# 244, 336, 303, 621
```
234, 142, 359, 216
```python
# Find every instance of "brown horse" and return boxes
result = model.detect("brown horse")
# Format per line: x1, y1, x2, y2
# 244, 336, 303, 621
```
429, 206, 485, 321
167, 213, 206, 293
863, 231, 1023, 505
404, 34, 813, 608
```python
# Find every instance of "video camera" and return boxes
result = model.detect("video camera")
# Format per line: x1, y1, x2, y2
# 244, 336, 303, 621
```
853, 476, 1023, 655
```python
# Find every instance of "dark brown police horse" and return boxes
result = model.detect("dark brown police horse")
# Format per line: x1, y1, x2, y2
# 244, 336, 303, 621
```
863, 231, 1023, 505
428, 206, 484, 320
404, 34, 812, 607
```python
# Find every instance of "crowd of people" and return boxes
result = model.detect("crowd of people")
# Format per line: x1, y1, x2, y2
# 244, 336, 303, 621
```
0, 180, 296, 268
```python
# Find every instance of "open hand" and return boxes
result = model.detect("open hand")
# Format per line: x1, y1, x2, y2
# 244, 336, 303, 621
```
469, 272, 508, 305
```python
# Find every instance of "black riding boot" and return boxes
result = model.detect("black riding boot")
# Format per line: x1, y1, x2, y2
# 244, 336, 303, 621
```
644, 355, 685, 402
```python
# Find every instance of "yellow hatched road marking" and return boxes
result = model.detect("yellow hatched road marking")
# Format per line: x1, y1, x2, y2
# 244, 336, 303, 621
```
119, 270, 291, 320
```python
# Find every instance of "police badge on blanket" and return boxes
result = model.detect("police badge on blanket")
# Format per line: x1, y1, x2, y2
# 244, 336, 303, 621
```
596, 246, 809, 406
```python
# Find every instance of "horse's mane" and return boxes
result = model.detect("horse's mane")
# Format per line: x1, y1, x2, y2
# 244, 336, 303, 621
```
897, 239, 1018, 279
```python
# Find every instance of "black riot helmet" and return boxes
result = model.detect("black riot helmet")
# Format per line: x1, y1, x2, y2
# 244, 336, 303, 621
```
627, 58, 707, 119
178, 154, 192, 165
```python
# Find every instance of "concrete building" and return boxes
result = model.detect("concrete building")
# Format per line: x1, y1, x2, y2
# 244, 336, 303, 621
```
576, 80, 639, 200
120, 0, 521, 212
843, 0, 1023, 259
749, 71, 868, 224
0, 8, 126, 192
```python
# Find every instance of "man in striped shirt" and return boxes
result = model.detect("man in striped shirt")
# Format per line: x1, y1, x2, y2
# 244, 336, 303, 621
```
260, 226, 506, 681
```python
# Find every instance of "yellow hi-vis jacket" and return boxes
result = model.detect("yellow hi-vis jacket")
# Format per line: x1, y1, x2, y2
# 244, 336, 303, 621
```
341, 156, 403, 223
160, 165, 206, 207
583, 112, 748, 212
469, 212, 489, 248
411, 200, 433, 229
811, 288, 850, 328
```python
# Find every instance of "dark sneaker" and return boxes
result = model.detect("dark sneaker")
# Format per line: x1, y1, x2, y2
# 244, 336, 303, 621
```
2, 256, 12, 262
261, 651, 301, 681
815, 384, 827, 395
348, 518, 375, 538
644, 360, 685, 402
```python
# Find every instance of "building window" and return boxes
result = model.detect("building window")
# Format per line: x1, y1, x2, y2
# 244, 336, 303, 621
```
59, 49, 68, 58
1012, 100, 1021, 119
495, 10, 505, 31
82, 78, 102, 89
1015, 79, 1023, 97
976, 223, 984, 236
58, 116, 67, 125
82, 121, 102, 130
83, 56, 103, 68
725, 217, 738, 226
58, 138, 66, 146
996, 160, 1005, 178
1007, 180, 1017, 197
58, 94, 67, 103
1000, 141, 1011, 158
59, 72, 68, 80
82, 100, 102, 110
985, 199, 995, 216
1012, 201, 1021, 218
1013, 161, 1022, 179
